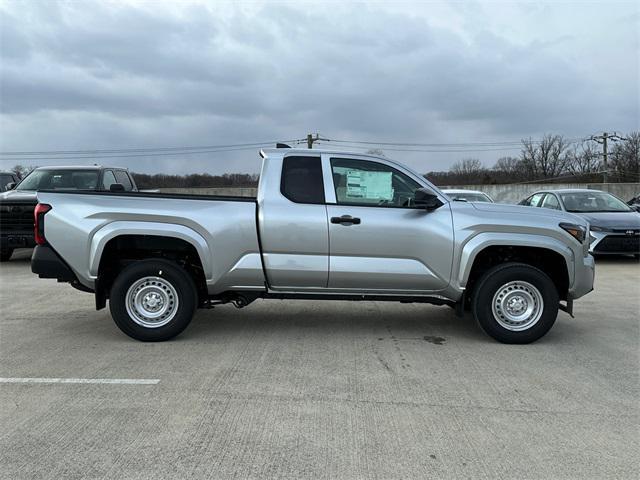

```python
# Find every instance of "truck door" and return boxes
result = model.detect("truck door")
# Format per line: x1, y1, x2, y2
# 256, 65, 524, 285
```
258, 155, 329, 288
325, 155, 453, 292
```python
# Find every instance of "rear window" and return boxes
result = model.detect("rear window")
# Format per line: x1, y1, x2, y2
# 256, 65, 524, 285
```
280, 156, 325, 204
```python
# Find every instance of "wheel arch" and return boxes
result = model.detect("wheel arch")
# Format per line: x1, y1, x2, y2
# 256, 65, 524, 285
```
459, 233, 573, 300
89, 221, 211, 278
91, 223, 210, 309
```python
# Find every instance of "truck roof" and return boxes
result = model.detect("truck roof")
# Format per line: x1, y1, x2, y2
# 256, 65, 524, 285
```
260, 147, 386, 160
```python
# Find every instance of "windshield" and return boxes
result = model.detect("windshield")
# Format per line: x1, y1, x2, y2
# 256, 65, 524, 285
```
560, 191, 632, 213
17, 169, 99, 191
446, 192, 493, 203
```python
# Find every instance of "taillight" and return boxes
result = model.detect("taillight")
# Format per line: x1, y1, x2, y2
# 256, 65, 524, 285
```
34, 203, 52, 245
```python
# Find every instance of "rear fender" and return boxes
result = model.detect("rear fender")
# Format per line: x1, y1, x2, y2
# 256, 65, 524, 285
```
88, 221, 211, 279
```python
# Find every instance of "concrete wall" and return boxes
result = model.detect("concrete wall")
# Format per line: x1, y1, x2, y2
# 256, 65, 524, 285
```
440, 183, 640, 204
159, 183, 640, 204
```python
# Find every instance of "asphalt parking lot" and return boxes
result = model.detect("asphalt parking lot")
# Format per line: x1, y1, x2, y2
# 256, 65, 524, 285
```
0, 249, 638, 479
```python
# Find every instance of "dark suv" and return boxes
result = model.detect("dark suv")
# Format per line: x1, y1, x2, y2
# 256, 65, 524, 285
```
0, 166, 136, 261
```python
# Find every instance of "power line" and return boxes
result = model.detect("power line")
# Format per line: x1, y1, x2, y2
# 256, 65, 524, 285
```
0, 144, 288, 162
0, 140, 303, 156
314, 141, 524, 153
588, 132, 627, 183
326, 137, 587, 148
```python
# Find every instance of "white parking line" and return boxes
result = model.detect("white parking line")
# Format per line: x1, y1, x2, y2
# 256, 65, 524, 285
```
0, 377, 160, 385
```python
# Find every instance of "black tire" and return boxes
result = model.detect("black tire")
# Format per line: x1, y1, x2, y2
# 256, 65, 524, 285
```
109, 259, 197, 341
472, 262, 559, 344
0, 248, 14, 262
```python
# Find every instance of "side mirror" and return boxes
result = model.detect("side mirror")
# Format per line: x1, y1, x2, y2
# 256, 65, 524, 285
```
414, 187, 444, 211
5, 182, 16, 191
109, 183, 125, 192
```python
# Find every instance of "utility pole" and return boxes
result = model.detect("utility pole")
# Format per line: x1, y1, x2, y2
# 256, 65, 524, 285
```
306, 133, 329, 149
590, 132, 624, 183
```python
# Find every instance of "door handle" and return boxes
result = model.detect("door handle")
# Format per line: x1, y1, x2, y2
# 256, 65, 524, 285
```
331, 215, 361, 225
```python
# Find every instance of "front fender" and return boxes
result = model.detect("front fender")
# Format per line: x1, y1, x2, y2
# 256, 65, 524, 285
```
457, 232, 575, 289
88, 221, 211, 279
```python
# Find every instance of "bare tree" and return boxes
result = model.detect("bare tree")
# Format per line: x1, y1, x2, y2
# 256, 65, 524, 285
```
448, 158, 485, 184
520, 134, 571, 179
451, 158, 483, 175
494, 156, 523, 174
10, 164, 38, 179
609, 131, 640, 182
567, 141, 601, 176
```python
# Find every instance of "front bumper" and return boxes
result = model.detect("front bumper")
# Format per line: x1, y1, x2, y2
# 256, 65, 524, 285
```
569, 254, 595, 301
590, 231, 640, 255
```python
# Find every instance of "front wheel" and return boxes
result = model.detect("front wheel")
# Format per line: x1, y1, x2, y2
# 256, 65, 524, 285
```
109, 259, 197, 341
472, 262, 559, 344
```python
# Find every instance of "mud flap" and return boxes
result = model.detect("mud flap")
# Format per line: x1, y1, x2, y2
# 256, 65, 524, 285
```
559, 298, 574, 317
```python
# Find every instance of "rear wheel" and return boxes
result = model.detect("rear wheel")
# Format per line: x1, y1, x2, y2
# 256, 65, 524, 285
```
109, 259, 197, 341
0, 248, 14, 262
472, 262, 559, 344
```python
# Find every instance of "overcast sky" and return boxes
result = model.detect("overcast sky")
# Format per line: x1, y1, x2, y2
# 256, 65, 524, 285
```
1, 0, 638, 175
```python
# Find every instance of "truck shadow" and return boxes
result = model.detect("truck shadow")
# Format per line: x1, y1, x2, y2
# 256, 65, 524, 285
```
181, 300, 576, 345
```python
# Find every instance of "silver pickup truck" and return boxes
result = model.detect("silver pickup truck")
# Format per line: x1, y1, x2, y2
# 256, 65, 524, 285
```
31, 147, 595, 343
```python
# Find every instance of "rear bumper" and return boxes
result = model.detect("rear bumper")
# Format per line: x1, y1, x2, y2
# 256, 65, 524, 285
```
569, 254, 595, 301
31, 245, 77, 282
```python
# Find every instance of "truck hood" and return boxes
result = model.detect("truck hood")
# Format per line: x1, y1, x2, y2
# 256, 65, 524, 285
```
470, 202, 587, 225
0, 189, 38, 203
570, 211, 640, 229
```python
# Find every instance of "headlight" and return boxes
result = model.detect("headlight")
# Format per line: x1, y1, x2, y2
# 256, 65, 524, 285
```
590, 226, 612, 232
559, 222, 587, 243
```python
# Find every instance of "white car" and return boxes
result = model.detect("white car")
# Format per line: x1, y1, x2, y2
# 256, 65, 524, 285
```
442, 189, 494, 203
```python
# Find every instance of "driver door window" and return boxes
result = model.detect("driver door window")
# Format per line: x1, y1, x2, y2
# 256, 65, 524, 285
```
330, 158, 421, 208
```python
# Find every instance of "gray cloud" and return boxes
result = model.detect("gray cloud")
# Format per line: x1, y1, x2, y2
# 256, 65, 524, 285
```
0, 1, 638, 175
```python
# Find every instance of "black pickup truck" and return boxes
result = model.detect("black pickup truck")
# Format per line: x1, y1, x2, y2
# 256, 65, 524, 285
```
0, 165, 137, 261
1, 172, 20, 192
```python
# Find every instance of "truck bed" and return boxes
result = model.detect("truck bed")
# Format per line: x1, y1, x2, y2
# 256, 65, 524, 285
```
36, 190, 265, 294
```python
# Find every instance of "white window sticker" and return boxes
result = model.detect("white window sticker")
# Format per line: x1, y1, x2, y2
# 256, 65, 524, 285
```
345, 170, 394, 200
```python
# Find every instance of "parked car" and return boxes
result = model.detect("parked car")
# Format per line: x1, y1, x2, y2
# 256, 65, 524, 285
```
628, 194, 640, 212
0, 171, 20, 192
0, 165, 137, 261
31, 148, 595, 344
519, 189, 640, 257
442, 189, 494, 203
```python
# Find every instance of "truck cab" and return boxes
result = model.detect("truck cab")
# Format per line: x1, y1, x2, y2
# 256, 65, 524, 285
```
257, 150, 454, 293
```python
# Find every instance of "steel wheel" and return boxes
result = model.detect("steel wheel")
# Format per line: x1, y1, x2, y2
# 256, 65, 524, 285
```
125, 276, 179, 328
491, 280, 544, 331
